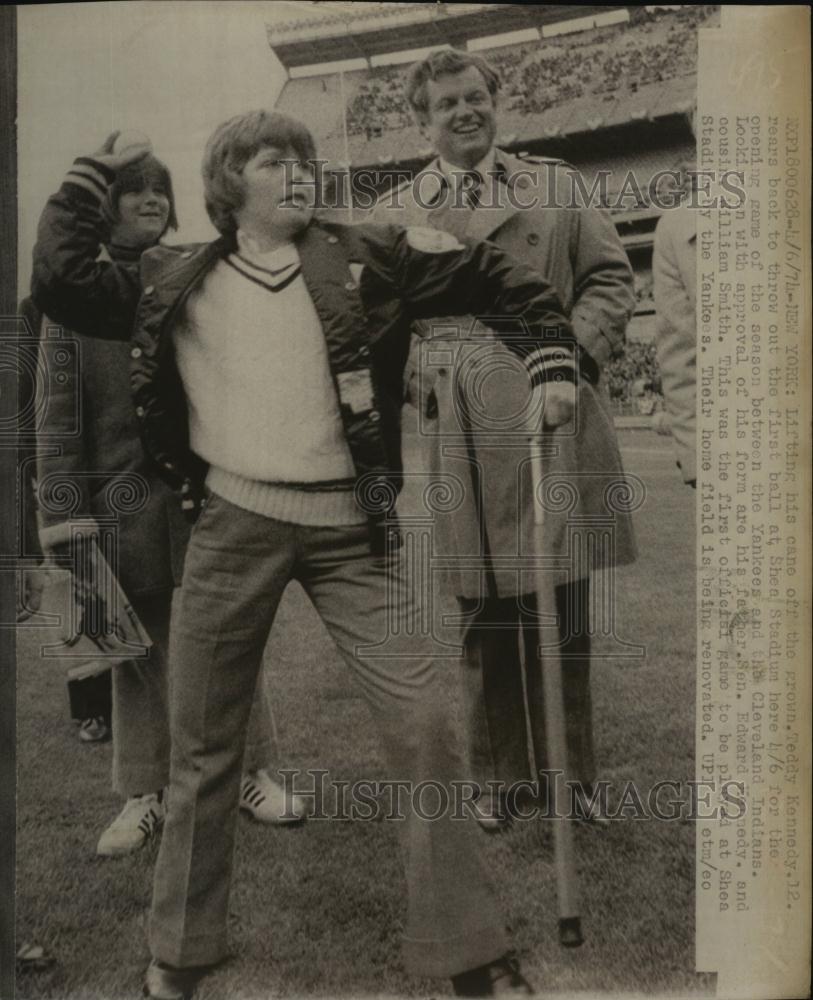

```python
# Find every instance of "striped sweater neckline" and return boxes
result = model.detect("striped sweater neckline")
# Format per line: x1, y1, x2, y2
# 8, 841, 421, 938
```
225, 251, 301, 292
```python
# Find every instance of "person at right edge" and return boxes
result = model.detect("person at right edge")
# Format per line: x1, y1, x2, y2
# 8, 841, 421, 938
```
379, 50, 638, 830
652, 162, 697, 489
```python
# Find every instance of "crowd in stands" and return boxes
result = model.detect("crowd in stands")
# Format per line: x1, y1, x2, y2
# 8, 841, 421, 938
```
608, 272, 662, 412
635, 273, 654, 306
607, 341, 663, 412
343, 5, 717, 137
494, 5, 716, 115
345, 67, 413, 138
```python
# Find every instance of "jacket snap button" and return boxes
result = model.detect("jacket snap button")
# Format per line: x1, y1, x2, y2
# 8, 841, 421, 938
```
345, 281, 356, 291
327, 235, 339, 244
526, 233, 540, 246
135, 406, 145, 417
131, 347, 142, 359
143, 285, 155, 295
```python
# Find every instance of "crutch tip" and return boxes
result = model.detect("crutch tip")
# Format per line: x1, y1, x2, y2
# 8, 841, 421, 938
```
558, 916, 584, 948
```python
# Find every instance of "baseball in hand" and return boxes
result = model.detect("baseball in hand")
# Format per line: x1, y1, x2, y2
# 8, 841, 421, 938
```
113, 130, 152, 156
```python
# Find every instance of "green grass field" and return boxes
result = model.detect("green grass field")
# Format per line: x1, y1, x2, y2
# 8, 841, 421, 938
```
15, 429, 714, 999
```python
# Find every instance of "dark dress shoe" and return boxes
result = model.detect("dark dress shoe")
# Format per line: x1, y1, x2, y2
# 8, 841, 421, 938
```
143, 959, 210, 1000
451, 952, 535, 996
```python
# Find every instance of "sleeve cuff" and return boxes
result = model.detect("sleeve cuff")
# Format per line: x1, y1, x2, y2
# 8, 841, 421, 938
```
525, 343, 578, 388
63, 157, 115, 203
573, 314, 615, 370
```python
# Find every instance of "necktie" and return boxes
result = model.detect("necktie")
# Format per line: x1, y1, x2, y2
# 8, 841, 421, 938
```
459, 170, 483, 210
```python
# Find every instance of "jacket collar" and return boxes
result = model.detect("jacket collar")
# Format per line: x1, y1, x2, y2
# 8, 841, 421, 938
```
142, 236, 232, 350
437, 148, 498, 187
107, 241, 143, 267
142, 236, 231, 290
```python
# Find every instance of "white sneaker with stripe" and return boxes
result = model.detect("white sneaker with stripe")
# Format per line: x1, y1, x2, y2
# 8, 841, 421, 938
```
240, 770, 308, 825
96, 792, 165, 856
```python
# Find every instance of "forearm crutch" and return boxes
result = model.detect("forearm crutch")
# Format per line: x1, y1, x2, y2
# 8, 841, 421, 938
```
528, 424, 584, 948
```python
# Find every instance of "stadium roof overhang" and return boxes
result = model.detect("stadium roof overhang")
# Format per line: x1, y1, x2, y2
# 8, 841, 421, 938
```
268, 4, 626, 69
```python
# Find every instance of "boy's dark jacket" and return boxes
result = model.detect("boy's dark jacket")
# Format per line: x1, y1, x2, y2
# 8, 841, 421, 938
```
32, 160, 576, 552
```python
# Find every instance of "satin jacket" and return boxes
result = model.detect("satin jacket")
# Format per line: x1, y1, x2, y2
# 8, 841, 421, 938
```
32, 157, 575, 552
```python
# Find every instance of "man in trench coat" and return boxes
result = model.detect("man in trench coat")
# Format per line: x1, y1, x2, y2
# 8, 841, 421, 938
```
374, 49, 637, 826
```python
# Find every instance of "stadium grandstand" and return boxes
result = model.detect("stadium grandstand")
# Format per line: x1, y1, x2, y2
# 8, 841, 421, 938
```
268, 4, 719, 411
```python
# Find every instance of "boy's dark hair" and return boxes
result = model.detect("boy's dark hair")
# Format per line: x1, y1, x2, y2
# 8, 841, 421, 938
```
103, 154, 178, 236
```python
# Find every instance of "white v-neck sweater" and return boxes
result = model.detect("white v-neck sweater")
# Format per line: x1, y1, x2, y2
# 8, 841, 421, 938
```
173, 242, 364, 525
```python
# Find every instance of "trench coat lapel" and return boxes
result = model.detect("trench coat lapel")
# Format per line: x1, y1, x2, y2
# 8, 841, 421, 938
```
412, 150, 543, 242
415, 162, 470, 242
412, 157, 515, 244
466, 149, 534, 247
